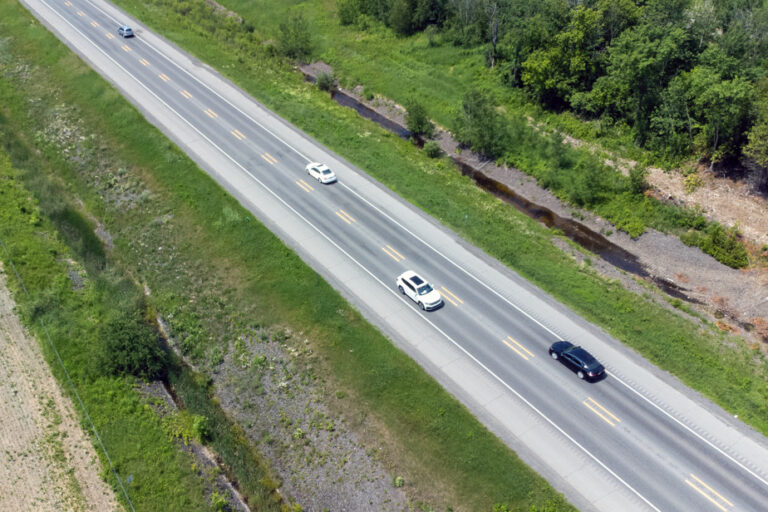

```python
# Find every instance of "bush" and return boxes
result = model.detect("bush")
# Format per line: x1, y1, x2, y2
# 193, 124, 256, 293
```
455, 90, 509, 159
336, 0, 360, 26
629, 166, 647, 195
97, 313, 168, 380
405, 98, 434, 137
423, 141, 442, 158
680, 222, 749, 268
277, 12, 312, 62
316, 72, 334, 92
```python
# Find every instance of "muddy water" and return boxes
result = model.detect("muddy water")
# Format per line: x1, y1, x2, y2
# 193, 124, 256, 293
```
312, 76, 700, 303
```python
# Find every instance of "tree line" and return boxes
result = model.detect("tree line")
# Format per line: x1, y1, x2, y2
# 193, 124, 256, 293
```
337, 0, 768, 169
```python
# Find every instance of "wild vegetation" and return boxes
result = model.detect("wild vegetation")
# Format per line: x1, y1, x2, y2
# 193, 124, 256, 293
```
340, 0, 768, 167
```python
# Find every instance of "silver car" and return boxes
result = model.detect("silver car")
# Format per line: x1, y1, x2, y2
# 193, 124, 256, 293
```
118, 25, 133, 38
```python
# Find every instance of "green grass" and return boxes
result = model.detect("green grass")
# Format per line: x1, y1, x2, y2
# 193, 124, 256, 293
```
0, 151, 209, 511
3, 0, 768, 510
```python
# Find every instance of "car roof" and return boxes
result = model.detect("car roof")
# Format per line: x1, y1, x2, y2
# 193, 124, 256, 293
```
567, 346, 597, 364
400, 270, 425, 284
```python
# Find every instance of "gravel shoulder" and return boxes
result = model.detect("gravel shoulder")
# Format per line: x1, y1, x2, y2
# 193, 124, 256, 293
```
0, 266, 119, 512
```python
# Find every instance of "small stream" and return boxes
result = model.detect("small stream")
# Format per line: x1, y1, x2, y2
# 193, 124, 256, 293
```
306, 73, 699, 303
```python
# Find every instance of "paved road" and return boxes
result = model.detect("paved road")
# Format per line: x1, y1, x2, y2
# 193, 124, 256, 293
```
18, 0, 768, 510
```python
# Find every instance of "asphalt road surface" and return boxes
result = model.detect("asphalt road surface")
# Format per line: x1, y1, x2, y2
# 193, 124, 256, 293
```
18, 0, 768, 510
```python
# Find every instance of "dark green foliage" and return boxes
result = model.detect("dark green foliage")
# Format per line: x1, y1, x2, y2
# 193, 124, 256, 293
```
97, 313, 168, 380
745, 78, 768, 171
316, 72, 335, 92
680, 223, 750, 269
337, 0, 361, 25
405, 98, 434, 137
344, 0, 768, 163
389, 0, 414, 35
455, 90, 509, 158
629, 166, 647, 195
278, 12, 312, 61
423, 140, 442, 157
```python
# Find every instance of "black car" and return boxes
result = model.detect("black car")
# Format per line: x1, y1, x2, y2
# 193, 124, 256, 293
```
549, 341, 605, 381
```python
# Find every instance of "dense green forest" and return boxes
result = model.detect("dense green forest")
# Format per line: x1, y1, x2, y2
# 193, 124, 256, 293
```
337, 0, 768, 167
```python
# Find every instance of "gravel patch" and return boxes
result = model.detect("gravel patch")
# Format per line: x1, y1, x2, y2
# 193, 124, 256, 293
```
211, 330, 408, 511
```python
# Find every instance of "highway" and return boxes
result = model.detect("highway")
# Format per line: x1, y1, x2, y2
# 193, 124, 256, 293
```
18, 0, 768, 509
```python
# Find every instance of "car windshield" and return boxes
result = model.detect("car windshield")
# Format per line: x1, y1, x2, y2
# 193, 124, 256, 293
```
322, 169, 332, 175
417, 284, 433, 295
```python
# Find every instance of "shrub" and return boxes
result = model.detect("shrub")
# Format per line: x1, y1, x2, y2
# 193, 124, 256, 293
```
680, 222, 749, 268
393, 475, 404, 487
684, 173, 702, 193
455, 90, 509, 159
405, 98, 434, 137
629, 166, 647, 195
336, 0, 360, 26
277, 12, 312, 62
316, 72, 334, 92
97, 313, 168, 380
210, 491, 228, 512
423, 141, 442, 158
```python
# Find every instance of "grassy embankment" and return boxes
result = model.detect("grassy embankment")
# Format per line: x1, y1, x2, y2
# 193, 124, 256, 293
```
107, 0, 768, 432
220, 0, 752, 268
2, 1, 573, 510
0, 4, 282, 511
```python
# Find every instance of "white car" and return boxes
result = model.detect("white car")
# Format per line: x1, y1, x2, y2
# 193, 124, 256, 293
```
305, 162, 337, 184
396, 271, 443, 311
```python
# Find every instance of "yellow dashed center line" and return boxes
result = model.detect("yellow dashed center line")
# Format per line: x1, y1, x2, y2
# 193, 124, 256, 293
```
76, 10, 84, 16
502, 338, 528, 360
121, 44, 131, 52
382, 246, 404, 262
583, 397, 620, 427
688, 474, 733, 509
506, 336, 534, 358
440, 286, 463, 305
158, 73, 171, 82
106, 32, 115, 39
139, 58, 150, 66
385, 245, 404, 261
335, 210, 356, 224
204, 108, 218, 118
179, 89, 193, 99
295, 180, 314, 192
260, 153, 278, 164
90, 21, 99, 27
64, 1, 72, 6
231, 129, 246, 140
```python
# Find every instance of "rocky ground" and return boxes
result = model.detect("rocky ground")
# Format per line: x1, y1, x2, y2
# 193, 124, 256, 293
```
301, 62, 768, 348
0, 266, 119, 512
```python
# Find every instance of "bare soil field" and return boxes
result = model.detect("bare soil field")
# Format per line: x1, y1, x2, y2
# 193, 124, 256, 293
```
0, 266, 119, 512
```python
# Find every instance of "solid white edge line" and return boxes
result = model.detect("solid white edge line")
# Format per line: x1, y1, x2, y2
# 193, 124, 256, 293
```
608, 370, 768, 489
34, 0, 768, 501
